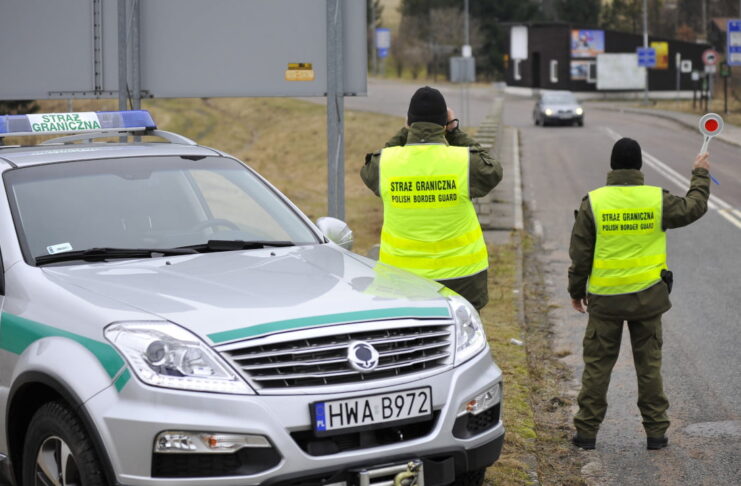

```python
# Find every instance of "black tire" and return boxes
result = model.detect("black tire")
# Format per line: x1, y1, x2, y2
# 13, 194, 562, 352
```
578, 119, 584, 127
22, 401, 106, 486
452, 467, 487, 486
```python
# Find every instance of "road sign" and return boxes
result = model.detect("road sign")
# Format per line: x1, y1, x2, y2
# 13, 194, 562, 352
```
680, 60, 693, 73
637, 47, 656, 67
705, 64, 717, 74
691, 70, 700, 81
702, 49, 719, 66
727, 20, 741, 66
376, 28, 391, 59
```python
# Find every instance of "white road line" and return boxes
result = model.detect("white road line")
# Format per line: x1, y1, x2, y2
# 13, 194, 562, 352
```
602, 126, 741, 230
513, 128, 524, 230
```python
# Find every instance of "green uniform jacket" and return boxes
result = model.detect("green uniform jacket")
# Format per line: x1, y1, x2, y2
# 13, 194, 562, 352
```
361, 122, 503, 309
568, 168, 710, 319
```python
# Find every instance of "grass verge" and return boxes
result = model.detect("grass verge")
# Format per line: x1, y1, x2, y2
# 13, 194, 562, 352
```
481, 237, 537, 485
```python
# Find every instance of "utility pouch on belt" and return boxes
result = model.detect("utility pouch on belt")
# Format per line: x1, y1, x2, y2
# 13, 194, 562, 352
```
660, 269, 673, 294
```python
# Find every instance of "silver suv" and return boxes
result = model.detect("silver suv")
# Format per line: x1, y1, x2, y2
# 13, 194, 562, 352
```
0, 111, 504, 486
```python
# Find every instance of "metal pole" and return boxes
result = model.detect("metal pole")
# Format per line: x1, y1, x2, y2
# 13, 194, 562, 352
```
642, 0, 649, 104
131, 0, 141, 111
462, 0, 470, 126
676, 53, 681, 101
326, 0, 345, 220
371, 0, 377, 76
464, 0, 469, 46
117, 0, 127, 111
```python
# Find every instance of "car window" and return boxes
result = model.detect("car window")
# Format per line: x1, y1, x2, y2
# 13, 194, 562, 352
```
4, 155, 320, 263
543, 93, 576, 104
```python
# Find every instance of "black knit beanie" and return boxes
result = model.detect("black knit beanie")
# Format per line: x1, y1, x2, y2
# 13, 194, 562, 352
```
610, 137, 643, 170
407, 86, 447, 126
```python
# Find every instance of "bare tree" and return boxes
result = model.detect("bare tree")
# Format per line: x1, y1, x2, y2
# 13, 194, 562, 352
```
427, 8, 483, 80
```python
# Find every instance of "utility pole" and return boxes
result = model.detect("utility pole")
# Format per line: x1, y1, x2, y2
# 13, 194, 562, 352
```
371, 0, 377, 76
643, 0, 649, 104
461, 0, 470, 126
326, 0, 345, 220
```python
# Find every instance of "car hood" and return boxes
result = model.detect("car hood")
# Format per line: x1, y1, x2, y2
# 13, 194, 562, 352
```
42, 244, 450, 345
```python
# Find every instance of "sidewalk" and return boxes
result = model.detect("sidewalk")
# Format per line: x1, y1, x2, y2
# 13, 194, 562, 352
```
588, 102, 741, 148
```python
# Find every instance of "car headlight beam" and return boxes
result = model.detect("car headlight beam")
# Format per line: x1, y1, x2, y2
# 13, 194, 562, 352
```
105, 321, 253, 394
544, 108, 553, 116
448, 295, 487, 366
575, 107, 584, 115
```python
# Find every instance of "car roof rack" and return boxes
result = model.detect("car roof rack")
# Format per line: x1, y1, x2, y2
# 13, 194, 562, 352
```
0, 110, 195, 146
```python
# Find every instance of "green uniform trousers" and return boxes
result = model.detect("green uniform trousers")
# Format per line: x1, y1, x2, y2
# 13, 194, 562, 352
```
574, 314, 670, 438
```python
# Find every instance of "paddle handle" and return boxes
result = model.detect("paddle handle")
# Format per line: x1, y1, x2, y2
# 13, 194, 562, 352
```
700, 135, 710, 154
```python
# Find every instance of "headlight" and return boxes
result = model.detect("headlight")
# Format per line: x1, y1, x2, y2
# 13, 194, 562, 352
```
544, 108, 553, 116
448, 294, 487, 365
575, 107, 584, 115
105, 321, 253, 394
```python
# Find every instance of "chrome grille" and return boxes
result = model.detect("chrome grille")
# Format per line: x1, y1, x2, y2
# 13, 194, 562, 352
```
219, 321, 454, 389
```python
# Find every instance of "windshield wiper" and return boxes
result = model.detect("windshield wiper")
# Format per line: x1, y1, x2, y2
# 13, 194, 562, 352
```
182, 240, 296, 253
35, 247, 198, 266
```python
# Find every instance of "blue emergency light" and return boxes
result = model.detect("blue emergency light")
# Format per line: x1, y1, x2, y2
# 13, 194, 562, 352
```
0, 110, 156, 138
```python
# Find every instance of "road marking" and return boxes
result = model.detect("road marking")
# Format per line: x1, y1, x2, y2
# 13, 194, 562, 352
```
603, 127, 741, 230
513, 128, 524, 230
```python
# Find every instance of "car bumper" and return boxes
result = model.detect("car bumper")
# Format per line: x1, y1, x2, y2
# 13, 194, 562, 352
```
543, 115, 583, 124
85, 349, 504, 485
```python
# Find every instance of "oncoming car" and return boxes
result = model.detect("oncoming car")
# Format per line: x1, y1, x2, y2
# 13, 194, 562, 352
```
0, 111, 504, 486
533, 91, 584, 126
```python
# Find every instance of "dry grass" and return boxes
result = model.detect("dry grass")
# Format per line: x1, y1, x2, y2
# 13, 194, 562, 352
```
480, 238, 537, 485
647, 97, 741, 126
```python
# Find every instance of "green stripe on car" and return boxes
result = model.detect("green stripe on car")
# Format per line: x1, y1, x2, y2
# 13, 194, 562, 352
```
208, 306, 452, 344
0, 312, 125, 379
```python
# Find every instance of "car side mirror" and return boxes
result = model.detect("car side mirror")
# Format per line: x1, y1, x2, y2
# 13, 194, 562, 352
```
316, 217, 353, 251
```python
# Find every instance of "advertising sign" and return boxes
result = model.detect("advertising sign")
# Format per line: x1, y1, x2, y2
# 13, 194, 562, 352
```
727, 19, 741, 66
570, 60, 591, 80
571, 30, 605, 58
650, 41, 669, 69
510, 26, 528, 60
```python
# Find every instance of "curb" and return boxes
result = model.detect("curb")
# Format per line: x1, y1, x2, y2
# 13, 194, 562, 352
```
590, 105, 741, 149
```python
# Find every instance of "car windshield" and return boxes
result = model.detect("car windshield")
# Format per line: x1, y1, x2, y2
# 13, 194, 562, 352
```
543, 93, 577, 104
4, 155, 320, 264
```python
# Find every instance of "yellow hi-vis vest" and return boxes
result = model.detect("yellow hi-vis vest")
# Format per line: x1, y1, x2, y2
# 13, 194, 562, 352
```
588, 185, 667, 295
378, 144, 488, 280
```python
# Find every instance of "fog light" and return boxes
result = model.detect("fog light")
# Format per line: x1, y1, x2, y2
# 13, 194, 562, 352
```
155, 433, 197, 453
154, 431, 270, 454
462, 383, 501, 416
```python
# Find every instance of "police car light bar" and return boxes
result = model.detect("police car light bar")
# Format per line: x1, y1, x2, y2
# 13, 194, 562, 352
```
0, 110, 156, 138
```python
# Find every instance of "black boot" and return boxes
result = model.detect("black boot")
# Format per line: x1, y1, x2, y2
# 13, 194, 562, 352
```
647, 436, 668, 450
572, 434, 596, 450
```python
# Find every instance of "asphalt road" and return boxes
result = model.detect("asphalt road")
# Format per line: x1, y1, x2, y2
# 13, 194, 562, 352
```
505, 97, 741, 485
319, 78, 497, 129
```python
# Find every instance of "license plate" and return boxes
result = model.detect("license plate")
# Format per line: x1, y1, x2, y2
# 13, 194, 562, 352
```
311, 387, 432, 436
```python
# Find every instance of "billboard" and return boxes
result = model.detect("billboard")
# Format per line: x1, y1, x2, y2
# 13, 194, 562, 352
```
650, 42, 669, 69
570, 61, 591, 80
571, 30, 605, 58
0, 0, 367, 100
596, 54, 646, 90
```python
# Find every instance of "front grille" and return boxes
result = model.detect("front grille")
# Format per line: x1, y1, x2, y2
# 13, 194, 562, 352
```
220, 322, 454, 389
